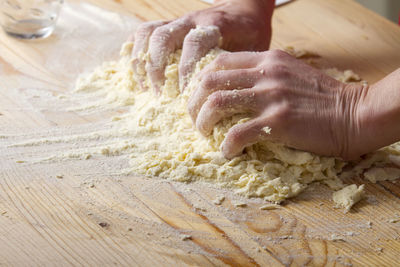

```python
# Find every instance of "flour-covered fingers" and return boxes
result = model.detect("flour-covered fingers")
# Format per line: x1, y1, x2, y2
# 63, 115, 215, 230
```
221, 117, 273, 159
146, 18, 195, 93
131, 21, 169, 89
196, 51, 262, 79
179, 26, 221, 92
188, 68, 261, 122
196, 89, 257, 136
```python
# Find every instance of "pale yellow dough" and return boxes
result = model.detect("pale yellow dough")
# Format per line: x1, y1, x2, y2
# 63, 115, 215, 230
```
74, 42, 400, 207
332, 184, 365, 212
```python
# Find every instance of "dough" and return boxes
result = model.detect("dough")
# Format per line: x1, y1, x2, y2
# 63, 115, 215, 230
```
364, 167, 400, 183
332, 184, 365, 212
74, 41, 399, 206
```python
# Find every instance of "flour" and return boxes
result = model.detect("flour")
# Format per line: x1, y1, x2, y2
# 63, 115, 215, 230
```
18, 42, 400, 208
72, 42, 352, 203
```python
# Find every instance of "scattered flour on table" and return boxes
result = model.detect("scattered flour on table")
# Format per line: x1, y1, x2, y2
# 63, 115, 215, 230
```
14, 42, 400, 208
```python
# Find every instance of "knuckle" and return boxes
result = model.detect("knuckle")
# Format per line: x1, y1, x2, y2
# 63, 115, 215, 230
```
208, 91, 224, 108
214, 53, 230, 68
268, 49, 289, 60
227, 125, 243, 144
150, 27, 171, 42
187, 98, 198, 119
267, 86, 286, 98
138, 22, 152, 31
272, 102, 291, 122
266, 63, 290, 80
185, 31, 203, 44
136, 22, 158, 36
200, 72, 217, 90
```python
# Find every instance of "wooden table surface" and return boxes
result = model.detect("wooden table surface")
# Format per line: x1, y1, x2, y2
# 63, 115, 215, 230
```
1, 0, 400, 266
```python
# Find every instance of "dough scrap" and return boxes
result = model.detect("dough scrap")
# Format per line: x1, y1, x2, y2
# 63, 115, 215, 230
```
332, 184, 365, 212
364, 167, 400, 183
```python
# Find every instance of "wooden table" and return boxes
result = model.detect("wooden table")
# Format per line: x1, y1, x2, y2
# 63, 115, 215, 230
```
1, 0, 400, 266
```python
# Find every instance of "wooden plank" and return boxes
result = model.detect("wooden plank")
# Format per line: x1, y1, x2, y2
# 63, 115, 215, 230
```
0, 0, 400, 266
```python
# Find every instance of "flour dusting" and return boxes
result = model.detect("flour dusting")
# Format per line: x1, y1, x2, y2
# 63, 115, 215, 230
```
10, 42, 400, 206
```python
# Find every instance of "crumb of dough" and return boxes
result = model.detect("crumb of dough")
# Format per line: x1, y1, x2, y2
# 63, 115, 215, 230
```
329, 234, 345, 242
284, 46, 320, 58
181, 234, 192, 241
333, 184, 365, 212
364, 167, 400, 183
234, 202, 247, 208
213, 195, 225, 205
279, 235, 293, 240
323, 68, 361, 83
99, 222, 109, 228
260, 204, 280, 210
388, 217, 400, 223
262, 126, 272, 135
16, 160, 25, 163
56, 175, 64, 179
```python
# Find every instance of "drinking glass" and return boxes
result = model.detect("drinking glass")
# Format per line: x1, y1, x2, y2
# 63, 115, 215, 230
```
0, 0, 64, 39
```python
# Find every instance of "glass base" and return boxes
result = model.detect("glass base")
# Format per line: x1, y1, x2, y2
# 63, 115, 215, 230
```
2, 20, 55, 40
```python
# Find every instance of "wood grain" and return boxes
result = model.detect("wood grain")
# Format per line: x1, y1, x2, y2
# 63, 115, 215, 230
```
1, 0, 400, 266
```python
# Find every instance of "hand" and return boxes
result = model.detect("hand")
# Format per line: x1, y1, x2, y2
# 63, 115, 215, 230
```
131, 0, 274, 93
188, 50, 368, 160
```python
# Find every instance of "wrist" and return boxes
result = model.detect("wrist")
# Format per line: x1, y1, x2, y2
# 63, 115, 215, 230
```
356, 76, 400, 156
214, 0, 275, 18
334, 82, 370, 160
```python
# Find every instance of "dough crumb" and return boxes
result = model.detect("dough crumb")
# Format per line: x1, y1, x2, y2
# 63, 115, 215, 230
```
329, 234, 345, 242
56, 175, 64, 179
284, 46, 320, 58
213, 195, 225, 205
260, 204, 280, 210
388, 217, 400, 223
181, 234, 192, 241
332, 184, 365, 212
364, 167, 400, 183
262, 126, 272, 135
234, 202, 247, 208
99, 222, 109, 228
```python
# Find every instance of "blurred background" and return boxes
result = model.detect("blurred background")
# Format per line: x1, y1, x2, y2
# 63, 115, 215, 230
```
356, 0, 400, 23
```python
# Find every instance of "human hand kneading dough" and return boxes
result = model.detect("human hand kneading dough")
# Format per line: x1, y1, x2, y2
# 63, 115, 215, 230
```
130, 0, 274, 92
189, 50, 400, 161
131, 0, 400, 160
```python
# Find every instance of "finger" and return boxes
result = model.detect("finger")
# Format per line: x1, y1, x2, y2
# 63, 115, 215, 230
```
179, 26, 221, 92
188, 68, 261, 122
221, 117, 272, 159
146, 17, 195, 93
196, 89, 257, 136
196, 51, 262, 79
131, 21, 169, 89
